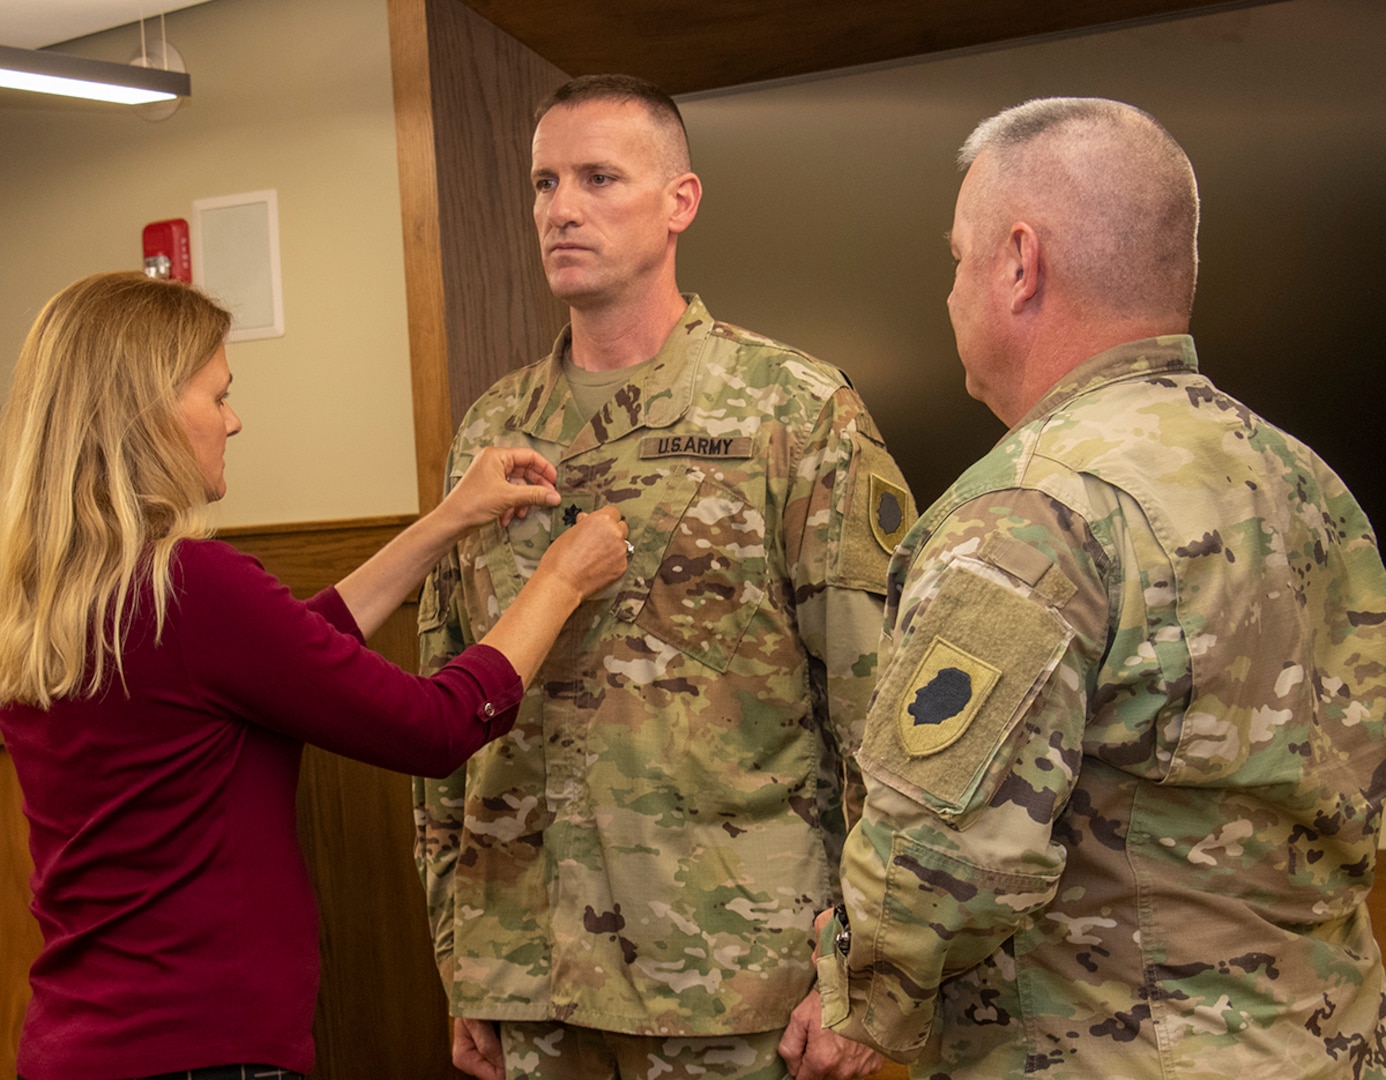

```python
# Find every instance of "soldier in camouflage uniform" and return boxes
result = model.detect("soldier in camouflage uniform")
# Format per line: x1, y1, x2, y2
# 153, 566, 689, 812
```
816, 98, 1386, 1078
414, 75, 913, 1080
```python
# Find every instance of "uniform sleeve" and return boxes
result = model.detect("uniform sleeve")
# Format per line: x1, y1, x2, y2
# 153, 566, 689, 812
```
412, 444, 478, 988
817, 488, 1111, 1061
784, 386, 916, 847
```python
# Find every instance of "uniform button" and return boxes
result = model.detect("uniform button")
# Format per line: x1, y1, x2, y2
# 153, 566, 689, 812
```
482, 702, 496, 718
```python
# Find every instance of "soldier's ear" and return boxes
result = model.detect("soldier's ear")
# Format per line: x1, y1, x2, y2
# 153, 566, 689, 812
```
1008, 222, 1041, 313
669, 173, 701, 235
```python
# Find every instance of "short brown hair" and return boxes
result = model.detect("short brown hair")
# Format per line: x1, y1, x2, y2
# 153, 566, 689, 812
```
535, 74, 691, 176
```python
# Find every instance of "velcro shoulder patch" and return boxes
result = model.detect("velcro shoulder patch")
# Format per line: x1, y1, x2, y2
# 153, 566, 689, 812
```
861, 561, 1073, 815
978, 533, 1077, 607
834, 434, 916, 593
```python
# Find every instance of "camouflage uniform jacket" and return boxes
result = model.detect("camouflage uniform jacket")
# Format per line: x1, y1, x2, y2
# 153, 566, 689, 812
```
415, 295, 915, 1035
819, 336, 1386, 1078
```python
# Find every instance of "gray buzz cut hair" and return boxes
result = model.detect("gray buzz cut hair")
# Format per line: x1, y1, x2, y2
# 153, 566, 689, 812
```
959, 97, 1200, 320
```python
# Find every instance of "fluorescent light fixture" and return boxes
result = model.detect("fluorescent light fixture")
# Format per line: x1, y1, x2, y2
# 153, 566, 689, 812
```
0, 43, 190, 105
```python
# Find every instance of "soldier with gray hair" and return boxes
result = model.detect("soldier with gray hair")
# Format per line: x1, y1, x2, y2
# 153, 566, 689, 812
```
812, 97, 1386, 1077
414, 74, 911, 1080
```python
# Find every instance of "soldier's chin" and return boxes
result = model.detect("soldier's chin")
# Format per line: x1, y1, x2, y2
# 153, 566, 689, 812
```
547, 273, 604, 307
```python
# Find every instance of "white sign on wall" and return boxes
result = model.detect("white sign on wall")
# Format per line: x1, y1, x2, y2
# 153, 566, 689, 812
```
191, 189, 284, 342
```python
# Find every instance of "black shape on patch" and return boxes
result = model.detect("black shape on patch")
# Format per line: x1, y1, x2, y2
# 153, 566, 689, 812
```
877, 490, 903, 535
908, 667, 972, 727
562, 503, 581, 527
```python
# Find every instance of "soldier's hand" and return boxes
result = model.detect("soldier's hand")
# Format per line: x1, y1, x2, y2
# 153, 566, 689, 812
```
453, 1016, 504, 1080
778, 989, 882, 1080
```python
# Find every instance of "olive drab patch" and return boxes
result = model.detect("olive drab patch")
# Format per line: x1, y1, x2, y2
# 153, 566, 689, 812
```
833, 434, 916, 593
897, 636, 1000, 756
869, 473, 910, 553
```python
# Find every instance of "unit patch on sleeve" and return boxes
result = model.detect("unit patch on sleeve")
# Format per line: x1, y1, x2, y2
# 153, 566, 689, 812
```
869, 472, 911, 554
833, 434, 917, 593
897, 637, 1000, 756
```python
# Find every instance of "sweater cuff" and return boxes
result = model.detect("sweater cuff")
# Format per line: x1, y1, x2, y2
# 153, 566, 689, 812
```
454, 643, 523, 742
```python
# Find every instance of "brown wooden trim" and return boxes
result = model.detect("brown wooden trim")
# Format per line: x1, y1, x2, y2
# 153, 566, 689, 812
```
216, 514, 416, 538
216, 516, 418, 600
389, 0, 571, 523
388, 0, 454, 514
1, 746, 42, 1080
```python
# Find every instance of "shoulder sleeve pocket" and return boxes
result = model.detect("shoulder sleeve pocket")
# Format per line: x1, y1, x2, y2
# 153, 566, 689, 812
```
859, 562, 1073, 819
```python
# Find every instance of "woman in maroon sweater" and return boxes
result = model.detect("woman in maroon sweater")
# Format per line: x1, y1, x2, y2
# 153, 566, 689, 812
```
0, 272, 629, 1080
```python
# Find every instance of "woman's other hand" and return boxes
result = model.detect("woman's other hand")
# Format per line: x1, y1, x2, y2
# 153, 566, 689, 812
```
535, 506, 630, 602
473, 506, 631, 688
442, 446, 560, 534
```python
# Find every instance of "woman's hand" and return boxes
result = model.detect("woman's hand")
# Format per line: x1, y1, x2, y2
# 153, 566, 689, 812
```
476, 506, 630, 687
534, 505, 630, 603
440, 446, 561, 534
334, 447, 559, 639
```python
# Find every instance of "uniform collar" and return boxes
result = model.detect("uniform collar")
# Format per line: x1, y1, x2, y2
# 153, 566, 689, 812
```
516, 294, 714, 457
1008, 335, 1200, 435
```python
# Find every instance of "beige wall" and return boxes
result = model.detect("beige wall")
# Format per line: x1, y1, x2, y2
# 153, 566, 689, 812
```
0, 0, 417, 528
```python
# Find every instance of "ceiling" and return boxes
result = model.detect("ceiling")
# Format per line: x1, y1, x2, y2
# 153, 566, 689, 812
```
0, 0, 213, 50
451, 0, 1277, 95
1, 0, 1273, 95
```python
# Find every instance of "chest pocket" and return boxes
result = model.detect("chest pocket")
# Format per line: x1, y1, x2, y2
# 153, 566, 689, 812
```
622, 470, 769, 673
453, 521, 524, 645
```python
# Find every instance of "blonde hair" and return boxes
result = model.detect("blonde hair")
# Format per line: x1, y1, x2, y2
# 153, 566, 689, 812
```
0, 272, 232, 707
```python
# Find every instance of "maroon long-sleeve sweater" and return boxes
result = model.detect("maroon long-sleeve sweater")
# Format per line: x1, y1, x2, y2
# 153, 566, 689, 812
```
1, 539, 519, 1080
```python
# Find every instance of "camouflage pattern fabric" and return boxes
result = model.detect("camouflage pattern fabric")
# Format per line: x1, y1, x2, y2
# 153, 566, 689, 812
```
819, 336, 1386, 1078
414, 295, 915, 1036
499, 1019, 790, 1080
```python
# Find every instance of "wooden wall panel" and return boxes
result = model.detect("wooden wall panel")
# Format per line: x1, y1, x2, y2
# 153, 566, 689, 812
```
390, 0, 455, 513
217, 515, 416, 600
390, 0, 569, 512
424, 0, 570, 435
1, 747, 44, 1080
449, 0, 1267, 96
383, 4, 572, 1068
293, 604, 462, 1080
